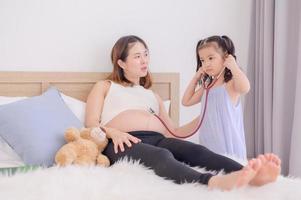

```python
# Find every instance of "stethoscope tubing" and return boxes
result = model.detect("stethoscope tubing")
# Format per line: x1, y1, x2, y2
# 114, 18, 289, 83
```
151, 67, 225, 138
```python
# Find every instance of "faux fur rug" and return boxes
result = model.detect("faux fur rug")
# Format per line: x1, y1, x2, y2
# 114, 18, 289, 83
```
0, 160, 300, 200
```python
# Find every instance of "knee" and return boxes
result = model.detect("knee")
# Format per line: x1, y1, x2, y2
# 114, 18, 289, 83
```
154, 148, 174, 160
146, 148, 174, 171
190, 144, 210, 156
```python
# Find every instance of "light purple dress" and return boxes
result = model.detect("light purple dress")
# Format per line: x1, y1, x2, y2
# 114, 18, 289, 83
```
198, 84, 247, 160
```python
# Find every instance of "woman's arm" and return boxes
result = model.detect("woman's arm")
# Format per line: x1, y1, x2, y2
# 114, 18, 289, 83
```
85, 81, 107, 128
182, 68, 205, 106
85, 81, 140, 153
155, 94, 200, 138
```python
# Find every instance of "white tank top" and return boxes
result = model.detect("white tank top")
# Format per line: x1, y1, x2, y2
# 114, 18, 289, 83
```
100, 81, 160, 125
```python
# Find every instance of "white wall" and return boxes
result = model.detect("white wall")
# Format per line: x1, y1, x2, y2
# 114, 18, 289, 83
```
0, 0, 252, 143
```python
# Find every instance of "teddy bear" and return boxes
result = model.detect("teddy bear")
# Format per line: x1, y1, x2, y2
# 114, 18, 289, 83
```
55, 127, 110, 167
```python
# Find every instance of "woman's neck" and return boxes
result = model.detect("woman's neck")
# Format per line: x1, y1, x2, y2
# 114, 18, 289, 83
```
124, 74, 140, 85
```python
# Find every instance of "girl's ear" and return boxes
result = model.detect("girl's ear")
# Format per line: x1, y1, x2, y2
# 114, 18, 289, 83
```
117, 59, 125, 69
222, 51, 229, 60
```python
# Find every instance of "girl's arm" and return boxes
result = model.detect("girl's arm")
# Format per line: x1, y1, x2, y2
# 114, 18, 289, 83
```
182, 68, 205, 106
85, 81, 140, 153
155, 94, 200, 138
224, 55, 250, 95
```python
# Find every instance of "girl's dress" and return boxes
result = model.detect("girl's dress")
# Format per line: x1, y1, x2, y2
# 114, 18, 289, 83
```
198, 84, 247, 160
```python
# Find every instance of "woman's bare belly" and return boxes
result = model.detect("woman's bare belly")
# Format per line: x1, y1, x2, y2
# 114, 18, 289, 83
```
104, 110, 167, 136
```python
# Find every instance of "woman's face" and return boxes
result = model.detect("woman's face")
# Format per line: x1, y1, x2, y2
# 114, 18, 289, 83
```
118, 42, 149, 81
198, 45, 225, 77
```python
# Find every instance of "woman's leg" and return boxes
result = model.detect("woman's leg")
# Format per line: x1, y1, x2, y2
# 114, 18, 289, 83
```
156, 138, 281, 190
103, 132, 268, 190
157, 137, 243, 173
103, 140, 213, 184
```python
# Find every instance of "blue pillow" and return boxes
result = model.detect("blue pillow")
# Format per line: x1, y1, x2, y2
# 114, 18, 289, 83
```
0, 87, 83, 166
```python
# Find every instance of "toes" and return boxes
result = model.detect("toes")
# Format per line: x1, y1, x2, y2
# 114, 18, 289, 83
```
271, 156, 278, 165
258, 155, 267, 163
276, 158, 281, 166
264, 153, 273, 161
247, 159, 255, 166
253, 159, 262, 171
266, 153, 281, 166
273, 155, 281, 166
248, 158, 261, 171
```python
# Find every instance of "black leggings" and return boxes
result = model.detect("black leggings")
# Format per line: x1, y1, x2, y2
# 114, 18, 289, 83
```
103, 131, 243, 185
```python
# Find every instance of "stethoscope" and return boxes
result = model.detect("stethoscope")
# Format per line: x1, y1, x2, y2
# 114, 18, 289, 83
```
149, 67, 226, 138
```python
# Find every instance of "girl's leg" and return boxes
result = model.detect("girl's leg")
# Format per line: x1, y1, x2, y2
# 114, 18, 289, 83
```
157, 138, 243, 173
103, 141, 213, 184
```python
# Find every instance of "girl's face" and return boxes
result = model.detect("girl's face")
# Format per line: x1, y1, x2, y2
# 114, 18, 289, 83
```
118, 42, 149, 83
198, 45, 225, 77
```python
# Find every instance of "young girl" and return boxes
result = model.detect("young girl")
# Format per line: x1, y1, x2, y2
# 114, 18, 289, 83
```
182, 35, 250, 160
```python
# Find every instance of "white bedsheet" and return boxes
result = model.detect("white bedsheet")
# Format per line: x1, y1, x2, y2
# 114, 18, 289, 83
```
0, 160, 300, 200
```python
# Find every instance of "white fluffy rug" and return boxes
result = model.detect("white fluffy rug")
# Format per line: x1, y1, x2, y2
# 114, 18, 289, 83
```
0, 160, 300, 200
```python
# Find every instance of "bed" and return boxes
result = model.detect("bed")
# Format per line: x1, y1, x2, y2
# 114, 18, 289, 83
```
0, 71, 300, 200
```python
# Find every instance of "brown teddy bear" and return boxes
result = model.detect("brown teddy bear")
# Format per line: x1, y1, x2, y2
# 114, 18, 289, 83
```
55, 127, 110, 167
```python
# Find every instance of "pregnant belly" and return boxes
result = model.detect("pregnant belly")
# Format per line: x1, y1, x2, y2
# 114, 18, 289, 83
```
104, 109, 167, 135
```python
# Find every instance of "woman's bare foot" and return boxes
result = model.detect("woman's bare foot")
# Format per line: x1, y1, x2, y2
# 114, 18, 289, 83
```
249, 153, 281, 186
208, 159, 261, 191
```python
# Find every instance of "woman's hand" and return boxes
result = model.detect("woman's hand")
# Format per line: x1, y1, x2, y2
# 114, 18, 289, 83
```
105, 127, 141, 153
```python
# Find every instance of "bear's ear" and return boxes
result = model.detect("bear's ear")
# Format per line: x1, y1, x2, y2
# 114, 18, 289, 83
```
80, 127, 91, 139
64, 127, 81, 142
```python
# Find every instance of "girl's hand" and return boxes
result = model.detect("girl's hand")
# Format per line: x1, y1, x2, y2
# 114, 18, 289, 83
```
223, 54, 238, 71
195, 67, 205, 82
105, 127, 141, 153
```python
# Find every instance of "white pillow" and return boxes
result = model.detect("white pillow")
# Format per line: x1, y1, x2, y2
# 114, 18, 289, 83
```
60, 94, 86, 123
0, 137, 24, 167
0, 96, 27, 167
0, 96, 27, 104
163, 100, 171, 113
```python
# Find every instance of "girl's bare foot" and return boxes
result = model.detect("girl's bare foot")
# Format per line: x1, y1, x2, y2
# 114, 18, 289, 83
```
208, 159, 261, 191
250, 153, 281, 186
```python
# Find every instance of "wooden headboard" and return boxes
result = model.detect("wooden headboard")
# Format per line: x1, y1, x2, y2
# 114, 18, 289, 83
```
0, 72, 179, 125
